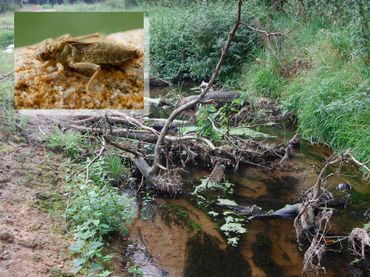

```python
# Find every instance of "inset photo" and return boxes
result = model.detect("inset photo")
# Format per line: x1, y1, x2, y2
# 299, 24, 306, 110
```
14, 12, 144, 109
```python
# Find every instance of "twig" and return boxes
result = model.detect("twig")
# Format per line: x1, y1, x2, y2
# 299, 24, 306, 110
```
0, 71, 13, 80
150, 0, 244, 175
240, 22, 298, 37
72, 136, 106, 180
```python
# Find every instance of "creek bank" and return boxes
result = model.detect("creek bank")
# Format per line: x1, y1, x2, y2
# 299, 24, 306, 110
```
122, 120, 370, 276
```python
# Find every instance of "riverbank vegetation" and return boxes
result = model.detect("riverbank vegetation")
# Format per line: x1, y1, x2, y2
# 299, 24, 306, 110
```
146, 0, 370, 169
0, 0, 369, 276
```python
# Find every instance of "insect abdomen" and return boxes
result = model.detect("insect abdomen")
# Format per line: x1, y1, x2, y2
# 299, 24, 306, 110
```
79, 42, 139, 65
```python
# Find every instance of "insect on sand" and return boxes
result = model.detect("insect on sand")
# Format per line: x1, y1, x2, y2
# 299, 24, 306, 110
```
33, 33, 141, 93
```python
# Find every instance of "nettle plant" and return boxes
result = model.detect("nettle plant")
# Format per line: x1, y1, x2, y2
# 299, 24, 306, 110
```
65, 158, 136, 276
196, 96, 247, 141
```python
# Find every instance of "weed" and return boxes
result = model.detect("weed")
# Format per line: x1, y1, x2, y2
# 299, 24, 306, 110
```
46, 129, 83, 158
66, 168, 136, 275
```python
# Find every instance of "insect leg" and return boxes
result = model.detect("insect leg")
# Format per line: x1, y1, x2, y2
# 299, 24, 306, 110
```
69, 62, 101, 93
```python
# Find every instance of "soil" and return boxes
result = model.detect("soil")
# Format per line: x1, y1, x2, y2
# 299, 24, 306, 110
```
0, 139, 72, 276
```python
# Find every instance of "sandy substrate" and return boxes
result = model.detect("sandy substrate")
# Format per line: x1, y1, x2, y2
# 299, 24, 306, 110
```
0, 142, 72, 276
14, 29, 144, 109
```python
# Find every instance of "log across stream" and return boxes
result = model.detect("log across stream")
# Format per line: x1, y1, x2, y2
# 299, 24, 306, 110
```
125, 94, 370, 276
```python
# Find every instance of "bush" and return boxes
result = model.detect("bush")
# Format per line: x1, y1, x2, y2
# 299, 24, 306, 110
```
149, 1, 266, 82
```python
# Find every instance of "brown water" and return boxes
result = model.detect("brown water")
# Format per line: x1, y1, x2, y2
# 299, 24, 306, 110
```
128, 87, 370, 277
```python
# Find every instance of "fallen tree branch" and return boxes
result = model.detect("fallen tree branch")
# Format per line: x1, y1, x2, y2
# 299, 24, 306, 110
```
150, 0, 244, 174
178, 90, 241, 107
240, 21, 298, 37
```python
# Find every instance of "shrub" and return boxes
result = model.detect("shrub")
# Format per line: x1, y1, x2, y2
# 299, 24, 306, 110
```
149, 1, 266, 82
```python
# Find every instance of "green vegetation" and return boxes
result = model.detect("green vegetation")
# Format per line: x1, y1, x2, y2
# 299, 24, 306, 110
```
46, 129, 84, 158
0, 23, 15, 140
51, 156, 135, 276
127, 265, 144, 277
241, 1, 369, 165
42, 127, 137, 275
66, 179, 135, 276
149, 1, 265, 82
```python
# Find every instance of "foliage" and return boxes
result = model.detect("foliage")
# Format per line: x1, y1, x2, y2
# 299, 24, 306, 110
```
128, 265, 143, 277
284, 0, 369, 59
196, 105, 221, 141
0, 1, 20, 13
0, 34, 16, 139
243, 56, 285, 99
89, 153, 129, 185
46, 129, 84, 158
149, 1, 265, 82
241, 6, 370, 165
65, 158, 136, 276
0, 30, 13, 48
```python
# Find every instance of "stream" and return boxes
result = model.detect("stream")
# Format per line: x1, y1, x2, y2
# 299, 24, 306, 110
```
127, 84, 370, 277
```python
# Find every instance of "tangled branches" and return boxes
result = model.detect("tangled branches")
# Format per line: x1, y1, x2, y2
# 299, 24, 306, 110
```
295, 150, 370, 275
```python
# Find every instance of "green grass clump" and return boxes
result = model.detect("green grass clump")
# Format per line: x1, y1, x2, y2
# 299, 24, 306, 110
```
243, 56, 284, 99
281, 28, 369, 163
149, 1, 266, 82
0, 30, 13, 48
46, 129, 83, 158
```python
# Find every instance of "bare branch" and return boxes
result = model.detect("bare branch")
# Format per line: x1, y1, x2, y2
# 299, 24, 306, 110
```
150, 0, 244, 174
240, 22, 298, 37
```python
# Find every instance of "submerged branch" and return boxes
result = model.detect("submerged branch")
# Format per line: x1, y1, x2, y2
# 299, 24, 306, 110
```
149, 0, 244, 175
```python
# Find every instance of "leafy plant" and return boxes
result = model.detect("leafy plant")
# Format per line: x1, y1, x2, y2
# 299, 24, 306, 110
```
196, 105, 221, 142
65, 159, 136, 275
149, 1, 266, 82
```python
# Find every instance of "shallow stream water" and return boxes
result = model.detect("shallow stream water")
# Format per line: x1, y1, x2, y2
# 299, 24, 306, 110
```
128, 85, 370, 277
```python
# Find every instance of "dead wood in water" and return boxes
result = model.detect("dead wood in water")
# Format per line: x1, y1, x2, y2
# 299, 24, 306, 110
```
66, 0, 297, 193
68, 110, 298, 193
293, 149, 370, 276
177, 90, 241, 107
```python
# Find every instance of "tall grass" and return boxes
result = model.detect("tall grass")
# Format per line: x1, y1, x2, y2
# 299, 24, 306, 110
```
0, 27, 15, 139
241, 11, 370, 164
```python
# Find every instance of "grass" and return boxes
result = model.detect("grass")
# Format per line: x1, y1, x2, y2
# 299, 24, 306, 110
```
0, 22, 15, 139
46, 129, 84, 158
241, 15, 370, 165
